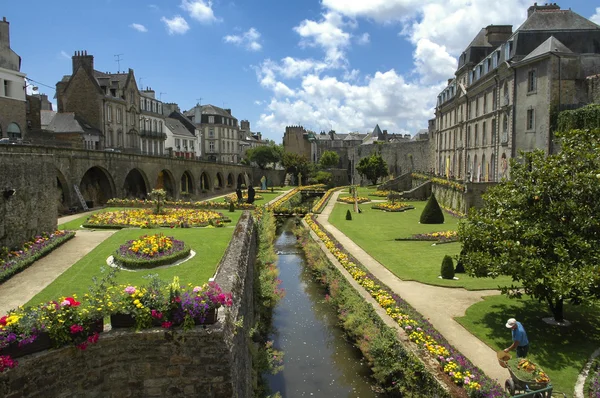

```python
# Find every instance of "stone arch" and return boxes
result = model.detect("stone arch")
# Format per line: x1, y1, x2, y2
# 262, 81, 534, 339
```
56, 167, 70, 212
123, 168, 149, 199
199, 172, 211, 192
237, 173, 249, 188
156, 169, 176, 198
7, 122, 21, 139
215, 172, 225, 190
181, 170, 194, 194
227, 173, 235, 188
80, 166, 115, 206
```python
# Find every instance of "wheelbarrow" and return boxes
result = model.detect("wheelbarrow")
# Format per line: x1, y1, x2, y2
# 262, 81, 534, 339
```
497, 351, 554, 397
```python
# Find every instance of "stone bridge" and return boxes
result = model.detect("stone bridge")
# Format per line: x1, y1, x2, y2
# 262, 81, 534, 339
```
1, 145, 285, 210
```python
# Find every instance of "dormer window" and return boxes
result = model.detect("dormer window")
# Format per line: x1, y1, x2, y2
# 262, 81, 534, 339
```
209, 116, 215, 124
505, 41, 512, 60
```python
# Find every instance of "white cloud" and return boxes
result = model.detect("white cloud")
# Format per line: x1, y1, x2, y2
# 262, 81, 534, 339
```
356, 32, 370, 45
294, 12, 351, 67
591, 8, 600, 25
413, 39, 457, 84
322, 0, 422, 22
60, 50, 70, 60
130, 23, 148, 32
181, 0, 219, 24
161, 15, 190, 35
224, 27, 262, 51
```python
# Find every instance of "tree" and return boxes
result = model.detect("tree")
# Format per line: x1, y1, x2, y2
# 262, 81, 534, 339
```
246, 145, 281, 169
319, 151, 340, 169
420, 193, 444, 224
458, 128, 600, 322
281, 152, 311, 177
356, 154, 389, 185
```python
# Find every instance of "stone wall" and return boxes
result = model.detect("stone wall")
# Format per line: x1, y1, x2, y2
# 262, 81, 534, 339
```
250, 168, 286, 188
0, 152, 58, 249
0, 211, 257, 398
0, 96, 26, 139
589, 74, 600, 104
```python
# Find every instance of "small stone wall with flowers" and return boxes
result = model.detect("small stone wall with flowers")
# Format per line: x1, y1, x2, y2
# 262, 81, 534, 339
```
0, 212, 258, 398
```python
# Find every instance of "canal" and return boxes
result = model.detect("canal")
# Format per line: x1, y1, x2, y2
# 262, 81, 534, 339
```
266, 218, 381, 397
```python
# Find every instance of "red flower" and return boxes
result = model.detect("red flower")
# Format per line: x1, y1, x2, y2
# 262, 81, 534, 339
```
64, 297, 81, 307
0, 316, 7, 327
87, 333, 99, 344
77, 342, 88, 351
70, 324, 84, 334
161, 321, 173, 329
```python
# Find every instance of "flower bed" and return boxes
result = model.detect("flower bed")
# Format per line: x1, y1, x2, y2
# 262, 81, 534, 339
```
0, 276, 233, 371
224, 192, 264, 203
106, 198, 255, 210
113, 234, 190, 269
312, 187, 345, 214
371, 202, 415, 212
370, 190, 391, 197
305, 214, 505, 397
412, 173, 466, 192
266, 184, 326, 212
396, 230, 459, 243
590, 364, 600, 398
83, 208, 230, 229
0, 230, 75, 284
441, 205, 465, 218
337, 196, 370, 204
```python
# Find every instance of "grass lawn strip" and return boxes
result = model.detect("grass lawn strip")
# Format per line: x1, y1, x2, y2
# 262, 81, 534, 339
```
27, 211, 242, 306
456, 294, 600, 395
329, 200, 514, 290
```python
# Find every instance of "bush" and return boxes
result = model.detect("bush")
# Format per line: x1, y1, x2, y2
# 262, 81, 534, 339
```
440, 255, 455, 279
346, 209, 352, 220
229, 201, 235, 212
420, 193, 445, 224
455, 250, 465, 273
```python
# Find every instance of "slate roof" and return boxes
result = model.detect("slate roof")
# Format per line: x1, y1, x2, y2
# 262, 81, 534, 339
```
521, 36, 573, 62
465, 28, 492, 49
517, 9, 600, 31
165, 118, 195, 138
184, 104, 237, 120
40, 110, 56, 129
48, 113, 101, 135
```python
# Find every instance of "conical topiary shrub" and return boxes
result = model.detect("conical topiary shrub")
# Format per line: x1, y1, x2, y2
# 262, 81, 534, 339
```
229, 201, 235, 212
420, 193, 444, 224
441, 255, 455, 280
346, 209, 352, 220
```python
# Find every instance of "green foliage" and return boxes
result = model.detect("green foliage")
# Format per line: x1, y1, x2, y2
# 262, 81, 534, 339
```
345, 209, 352, 220
458, 128, 600, 321
246, 145, 282, 169
319, 150, 340, 168
440, 255, 455, 280
455, 251, 465, 274
311, 171, 333, 186
356, 154, 389, 185
419, 193, 444, 224
281, 152, 311, 176
557, 104, 600, 132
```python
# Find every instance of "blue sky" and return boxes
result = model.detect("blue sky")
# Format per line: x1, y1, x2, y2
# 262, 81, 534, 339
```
4, 0, 599, 142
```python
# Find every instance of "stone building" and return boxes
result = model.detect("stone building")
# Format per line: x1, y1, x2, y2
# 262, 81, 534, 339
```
239, 120, 268, 158
139, 88, 166, 156
184, 104, 240, 163
0, 17, 26, 140
56, 51, 142, 152
434, 3, 600, 182
282, 125, 317, 161
164, 117, 198, 160
26, 93, 52, 133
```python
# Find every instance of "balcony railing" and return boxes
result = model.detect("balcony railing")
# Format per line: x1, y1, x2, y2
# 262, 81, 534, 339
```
141, 130, 166, 139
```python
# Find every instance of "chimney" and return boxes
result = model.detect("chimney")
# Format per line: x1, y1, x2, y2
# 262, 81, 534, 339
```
447, 78, 453, 85
485, 25, 513, 46
257, 132, 262, 141
72, 50, 94, 74
225, 108, 232, 115
194, 105, 202, 125
0, 17, 10, 49
241, 120, 250, 130
527, 2, 560, 18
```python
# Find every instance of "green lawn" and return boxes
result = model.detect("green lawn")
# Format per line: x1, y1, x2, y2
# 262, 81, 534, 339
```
29, 211, 242, 307
329, 201, 514, 289
456, 295, 600, 395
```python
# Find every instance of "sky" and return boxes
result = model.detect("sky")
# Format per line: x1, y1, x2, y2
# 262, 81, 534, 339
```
4, 0, 599, 142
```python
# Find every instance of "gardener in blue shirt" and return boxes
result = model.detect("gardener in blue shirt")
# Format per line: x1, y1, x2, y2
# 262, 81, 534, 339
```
504, 318, 529, 358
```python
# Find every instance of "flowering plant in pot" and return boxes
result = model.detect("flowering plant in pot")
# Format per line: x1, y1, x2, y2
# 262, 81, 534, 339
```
0, 306, 48, 358
171, 281, 233, 330
112, 275, 171, 329
41, 296, 101, 350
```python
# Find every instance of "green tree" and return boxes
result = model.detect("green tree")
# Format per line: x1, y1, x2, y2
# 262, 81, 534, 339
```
458, 129, 600, 322
246, 145, 281, 169
319, 151, 340, 169
356, 154, 389, 185
281, 152, 311, 177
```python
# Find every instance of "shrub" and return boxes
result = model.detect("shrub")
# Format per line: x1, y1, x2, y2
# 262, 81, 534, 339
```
346, 209, 352, 220
440, 255, 455, 279
420, 193, 444, 224
455, 251, 465, 273
229, 201, 235, 212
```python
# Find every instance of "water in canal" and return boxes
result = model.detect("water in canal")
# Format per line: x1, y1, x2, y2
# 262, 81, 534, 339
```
266, 218, 381, 398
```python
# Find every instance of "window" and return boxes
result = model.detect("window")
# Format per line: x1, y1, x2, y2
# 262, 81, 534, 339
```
116, 108, 122, 123
493, 88, 497, 110
140, 99, 144, 111
209, 130, 214, 138
483, 94, 487, 114
482, 121, 487, 145
3, 80, 9, 97
158, 104, 162, 114
208, 116, 215, 124
140, 118, 144, 130
7, 122, 21, 139
475, 97, 479, 117
527, 109, 535, 130
159, 121, 163, 133
175, 138, 181, 149
209, 141, 215, 152
527, 70, 536, 92
491, 119, 496, 144
191, 141, 194, 150
467, 125, 471, 147
153, 120, 157, 132
474, 124, 479, 146
492, 51, 498, 68
107, 106, 112, 122
505, 41, 512, 60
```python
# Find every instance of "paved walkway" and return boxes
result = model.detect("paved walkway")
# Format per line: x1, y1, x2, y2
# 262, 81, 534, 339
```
316, 190, 509, 384
0, 230, 115, 315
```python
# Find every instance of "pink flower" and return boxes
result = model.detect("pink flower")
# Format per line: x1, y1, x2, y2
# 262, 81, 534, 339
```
193, 286, 202, 293
77, 342, 88, 351
161, 321, 173, 329
70, 324, 84, 334
124, 286, 136, 295
87, 333, 99, 344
